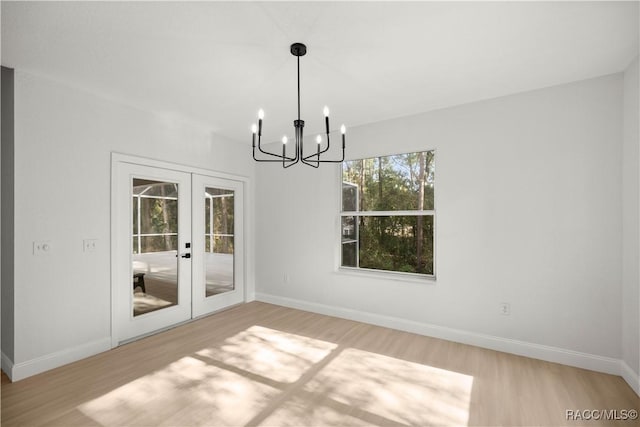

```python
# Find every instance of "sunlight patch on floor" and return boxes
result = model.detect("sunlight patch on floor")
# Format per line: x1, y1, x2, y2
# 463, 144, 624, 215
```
196, 325, 337, 383
77, 356, 280, 426
265, 348, 474, 426
258, 395, 372, 427
77, 326, 472, 426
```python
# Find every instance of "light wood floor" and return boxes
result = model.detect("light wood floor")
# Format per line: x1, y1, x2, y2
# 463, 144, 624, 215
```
2, 302, 638, 426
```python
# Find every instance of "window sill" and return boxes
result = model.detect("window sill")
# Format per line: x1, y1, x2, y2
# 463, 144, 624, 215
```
336, 267, 436, 284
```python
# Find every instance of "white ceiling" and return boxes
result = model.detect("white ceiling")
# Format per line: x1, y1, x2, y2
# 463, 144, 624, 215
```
2, 1, 638, 144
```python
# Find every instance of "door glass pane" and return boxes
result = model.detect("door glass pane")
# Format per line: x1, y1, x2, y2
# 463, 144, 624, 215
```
205, 187, 234, 297
132, 178, 179, 316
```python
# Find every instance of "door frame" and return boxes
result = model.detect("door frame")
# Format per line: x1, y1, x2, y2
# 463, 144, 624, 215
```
110, 153, 251, 348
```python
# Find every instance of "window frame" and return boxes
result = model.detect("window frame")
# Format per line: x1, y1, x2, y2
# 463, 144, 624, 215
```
338, 150, 436, 281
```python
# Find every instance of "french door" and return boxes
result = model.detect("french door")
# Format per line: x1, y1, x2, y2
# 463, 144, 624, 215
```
113, 161, 244, 343
192, 175, 244, 317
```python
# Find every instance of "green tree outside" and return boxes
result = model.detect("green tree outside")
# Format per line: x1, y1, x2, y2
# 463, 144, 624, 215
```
342, 151, 435, 275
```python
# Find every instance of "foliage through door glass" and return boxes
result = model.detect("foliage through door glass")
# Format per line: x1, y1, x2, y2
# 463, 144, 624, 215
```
132, 179, 178, 254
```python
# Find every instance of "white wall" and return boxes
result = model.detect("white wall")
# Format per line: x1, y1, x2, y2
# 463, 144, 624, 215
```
7, 70, 254, 379
622, 56, 640, 393
256, 74, 624, 373
1, 67, 15, 366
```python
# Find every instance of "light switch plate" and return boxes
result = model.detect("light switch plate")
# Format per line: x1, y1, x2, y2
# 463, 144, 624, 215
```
33, 241, 51, 255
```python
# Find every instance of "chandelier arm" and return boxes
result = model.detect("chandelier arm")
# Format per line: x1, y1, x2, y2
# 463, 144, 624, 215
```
302, 142, 331, 161
313, 158, 344, 163
253, 149, 297, 162
256, 145, 296, 161
302, 139, 322, 166
257, 133, 297, 161
302, 139, 318, 168
257, 144, 295, 159
253, 138, 299, 164
301, 133, 332, 161
301, 157, 320, 168
303, 142, 345, 163
301, 152, 345, 163
255, 157, 297, 163
283, 155, 300, 168
323, 124, 332, 154
282, 141, 301, 167
301, 117, 335, 161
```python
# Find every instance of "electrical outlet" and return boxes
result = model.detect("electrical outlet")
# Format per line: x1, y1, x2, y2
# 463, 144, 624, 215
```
83, 239, 97, 252
500, 302, 511, 315
284, 273, 290, 283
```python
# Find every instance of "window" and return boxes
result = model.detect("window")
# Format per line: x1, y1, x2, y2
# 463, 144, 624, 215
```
340, 151, 435, 276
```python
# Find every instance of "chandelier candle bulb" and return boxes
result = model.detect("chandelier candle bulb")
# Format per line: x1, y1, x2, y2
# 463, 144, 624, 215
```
282, 136, 287, 159
251, 124, 257, 147
258, 109, 264, 136
324, 106, 330, 135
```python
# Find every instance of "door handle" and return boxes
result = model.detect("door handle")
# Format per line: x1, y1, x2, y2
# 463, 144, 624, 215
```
181, 253, 191, 259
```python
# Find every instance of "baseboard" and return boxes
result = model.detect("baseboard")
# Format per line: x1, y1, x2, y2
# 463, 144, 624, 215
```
256, 293, 622, 377
9, 337, 111, 382
1, 351, 14, 380
621, 360, 640, 396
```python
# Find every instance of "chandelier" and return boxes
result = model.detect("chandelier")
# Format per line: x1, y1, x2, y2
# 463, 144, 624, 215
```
252, 43, 346, 168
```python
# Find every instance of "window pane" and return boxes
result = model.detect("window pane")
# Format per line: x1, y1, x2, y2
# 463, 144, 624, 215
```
341, 216, 357, 242
342, 182, 358, 211
138, 198, 178, 235
213, 197, 234, 235
342, 242, 357, 268
132, 178, 179, 317
140, 235, 178, 253
132, 197, 138, 234
204, 187, 234, 298
205, 198, 211, 234
342, 152, 435, 212
349, 215, 434, 275
213, 236, 234, 254
132, 180, 178, 198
